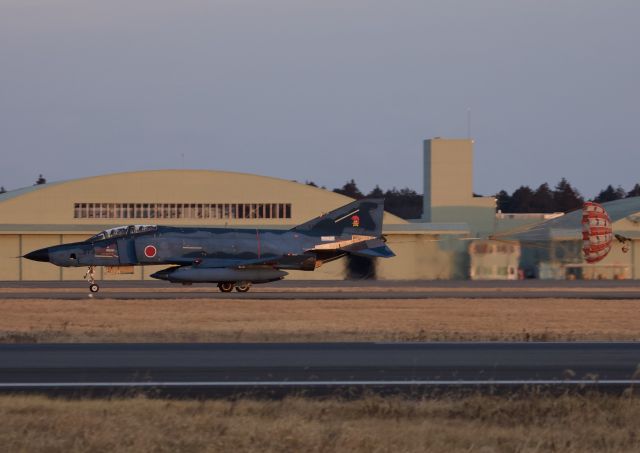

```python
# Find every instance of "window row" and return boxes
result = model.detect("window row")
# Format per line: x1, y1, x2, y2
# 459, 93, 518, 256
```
74, 203, 292, 220
470, 243, 518, 255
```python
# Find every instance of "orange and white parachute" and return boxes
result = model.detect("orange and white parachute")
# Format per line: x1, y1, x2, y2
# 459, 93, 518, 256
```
581, 202, 613, 263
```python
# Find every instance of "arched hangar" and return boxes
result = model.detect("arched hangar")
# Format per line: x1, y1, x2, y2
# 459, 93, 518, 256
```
0, 170, 466, 282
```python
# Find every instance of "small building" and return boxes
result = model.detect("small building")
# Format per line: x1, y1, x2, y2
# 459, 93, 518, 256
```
469, 240, 520, 280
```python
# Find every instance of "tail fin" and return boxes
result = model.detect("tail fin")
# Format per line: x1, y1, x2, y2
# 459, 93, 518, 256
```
291, 198, 385, 238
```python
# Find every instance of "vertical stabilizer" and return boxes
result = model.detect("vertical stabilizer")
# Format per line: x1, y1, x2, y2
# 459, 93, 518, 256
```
291, 199, 385, 238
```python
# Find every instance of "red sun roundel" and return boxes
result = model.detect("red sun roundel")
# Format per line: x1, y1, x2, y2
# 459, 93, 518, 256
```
144, 245, 157, 258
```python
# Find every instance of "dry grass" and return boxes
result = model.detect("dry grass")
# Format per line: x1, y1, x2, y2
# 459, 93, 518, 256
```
1, 297, 639, 343
0, 394, 638, 452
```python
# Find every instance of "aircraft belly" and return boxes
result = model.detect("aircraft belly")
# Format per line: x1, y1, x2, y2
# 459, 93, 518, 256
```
154, 267, 288, 283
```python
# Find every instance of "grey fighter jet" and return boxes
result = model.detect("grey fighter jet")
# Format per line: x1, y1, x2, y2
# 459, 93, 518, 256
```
24, 199, 394, 292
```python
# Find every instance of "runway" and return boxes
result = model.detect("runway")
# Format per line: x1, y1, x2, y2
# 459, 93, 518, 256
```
1, 342, 639, 395
2, 280, 640, 300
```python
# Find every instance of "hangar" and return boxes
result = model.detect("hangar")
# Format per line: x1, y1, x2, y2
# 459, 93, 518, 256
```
0, 168, 469, 282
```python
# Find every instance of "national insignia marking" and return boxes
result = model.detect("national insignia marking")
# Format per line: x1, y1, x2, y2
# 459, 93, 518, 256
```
144, 245, 157, 258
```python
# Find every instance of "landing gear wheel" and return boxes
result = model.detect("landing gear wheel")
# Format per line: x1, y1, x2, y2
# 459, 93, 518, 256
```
84, 266, 100, 293
218, 282, 234, 293
235, 283, 251, 293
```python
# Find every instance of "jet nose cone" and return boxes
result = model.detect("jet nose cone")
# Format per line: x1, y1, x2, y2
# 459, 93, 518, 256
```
24, 247, 50, 262
150, 270, 169, 280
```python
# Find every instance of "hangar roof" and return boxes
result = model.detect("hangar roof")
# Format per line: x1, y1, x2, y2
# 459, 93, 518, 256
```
0, 181, 66, 203
0, 169, 410, 228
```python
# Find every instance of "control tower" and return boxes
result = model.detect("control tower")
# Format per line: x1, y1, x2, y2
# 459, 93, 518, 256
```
423, 138, 496, 233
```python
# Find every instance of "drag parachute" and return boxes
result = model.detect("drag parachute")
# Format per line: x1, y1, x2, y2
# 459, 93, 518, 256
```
581, 202, 613, 263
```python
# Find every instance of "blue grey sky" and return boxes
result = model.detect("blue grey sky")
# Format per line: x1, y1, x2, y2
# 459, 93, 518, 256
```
1, 1, 638, 198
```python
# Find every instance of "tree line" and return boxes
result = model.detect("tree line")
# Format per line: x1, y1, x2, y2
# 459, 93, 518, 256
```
496, 180, 640, 214
325, 178, 640, 219
306, 179, 423, 220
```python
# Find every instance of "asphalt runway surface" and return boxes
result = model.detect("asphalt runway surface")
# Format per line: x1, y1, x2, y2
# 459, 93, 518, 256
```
1, 342, 639, 396
2, 280, 640, 300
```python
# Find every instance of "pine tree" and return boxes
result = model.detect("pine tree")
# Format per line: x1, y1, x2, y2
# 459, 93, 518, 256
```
510, 186, 535, 213
594, 185, 625, 203
495, 190, 512, 212
367, 185, 384, 198
553, 178, 583, 212
627, 183, 640, 198
531, 183, 555, 213
333, 179, 364, 199
383, 187, 422, 219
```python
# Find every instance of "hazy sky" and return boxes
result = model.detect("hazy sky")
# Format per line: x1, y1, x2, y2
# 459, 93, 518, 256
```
1, 1, 638, 198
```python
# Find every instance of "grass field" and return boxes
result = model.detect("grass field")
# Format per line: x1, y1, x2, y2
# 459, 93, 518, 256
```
0, 297, 639, 343
2, 295, 638, 451
1, 394, 639, 452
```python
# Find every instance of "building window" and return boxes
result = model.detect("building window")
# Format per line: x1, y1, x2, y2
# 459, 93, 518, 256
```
73, 202, 293, 220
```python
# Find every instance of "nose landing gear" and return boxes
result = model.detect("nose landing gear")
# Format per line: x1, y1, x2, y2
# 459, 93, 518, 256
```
84, 266, 100, 293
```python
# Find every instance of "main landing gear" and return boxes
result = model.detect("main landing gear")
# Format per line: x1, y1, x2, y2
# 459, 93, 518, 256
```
217, 282, 252, 293
235, 283, 251, 293
84, 266, 100, 293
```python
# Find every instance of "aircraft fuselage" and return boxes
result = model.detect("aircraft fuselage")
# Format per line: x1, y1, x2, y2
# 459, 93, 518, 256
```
23, 198, 394, 292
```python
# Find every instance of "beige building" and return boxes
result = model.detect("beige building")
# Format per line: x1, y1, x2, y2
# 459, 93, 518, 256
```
423, 138, 496, 233
0, 169, 468, 282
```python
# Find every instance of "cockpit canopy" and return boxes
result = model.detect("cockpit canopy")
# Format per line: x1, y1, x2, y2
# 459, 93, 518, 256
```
87, 225, 157, 242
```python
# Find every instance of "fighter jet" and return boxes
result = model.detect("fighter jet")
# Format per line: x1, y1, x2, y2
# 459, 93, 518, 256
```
24, 198, 394, 292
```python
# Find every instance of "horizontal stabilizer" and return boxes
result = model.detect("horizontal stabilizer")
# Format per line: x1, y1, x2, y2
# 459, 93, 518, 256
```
341, 238, 396, 259
349, 244, 396, 258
